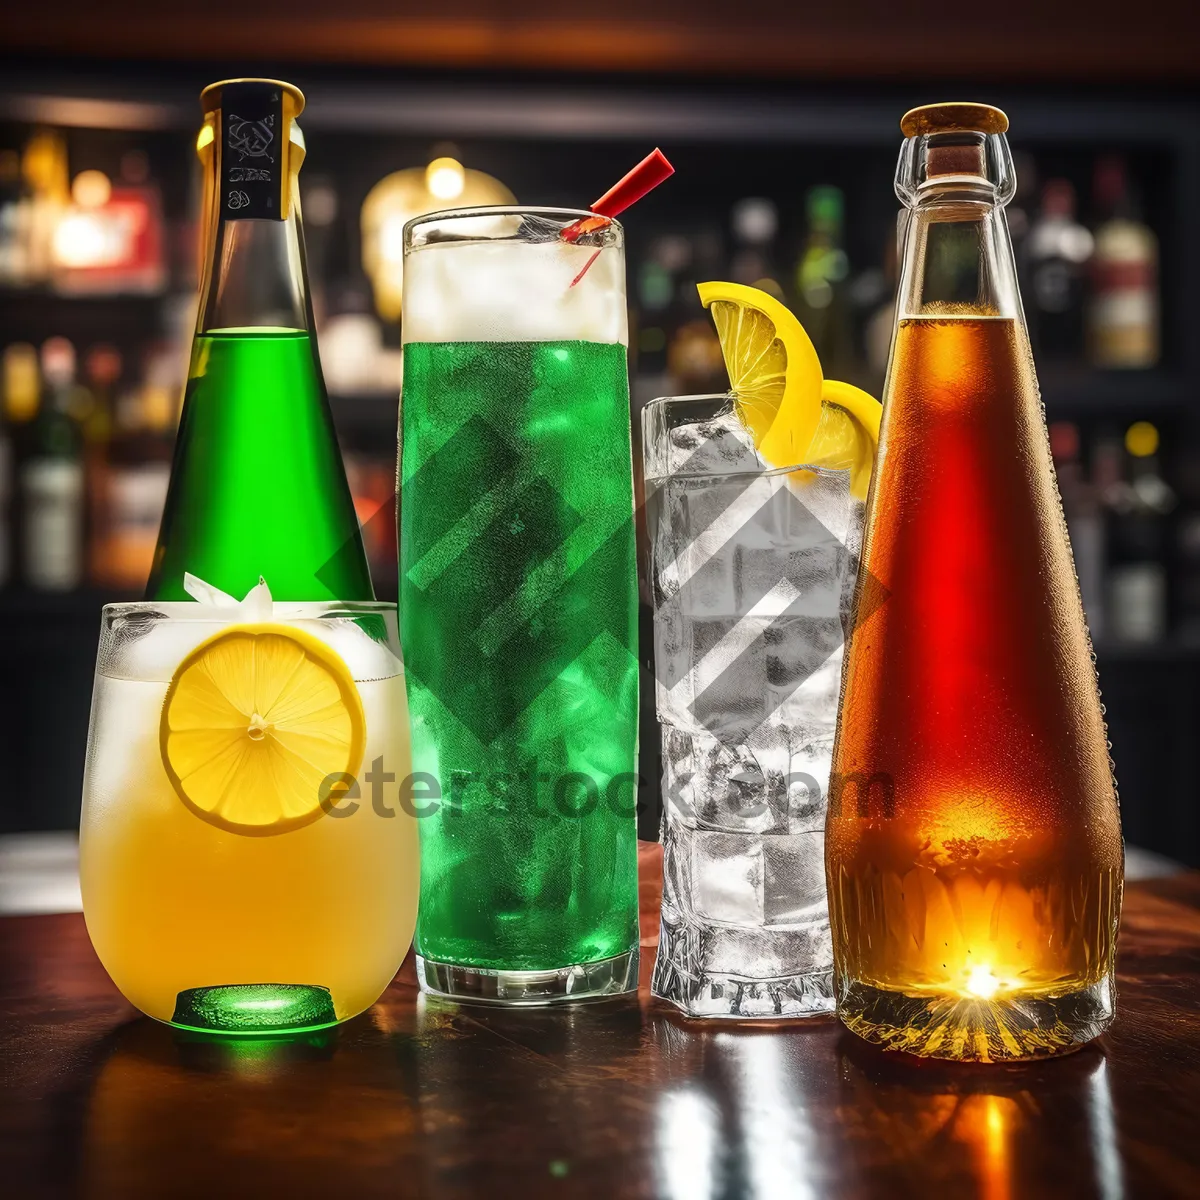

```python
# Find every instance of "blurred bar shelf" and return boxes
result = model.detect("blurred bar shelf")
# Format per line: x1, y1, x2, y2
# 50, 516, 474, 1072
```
2, 69, 1199, 145
0, 289, 166, 301
0, 587, 136, 619
1093, 641, 1200, 662
1038, 368, 1192, 414
329, 392, 401, 430
1, 64, 1199, 871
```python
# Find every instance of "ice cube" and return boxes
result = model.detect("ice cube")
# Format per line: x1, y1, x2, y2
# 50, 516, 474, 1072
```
662, 727, 782, 835
781, 734, 833, 834
690, 831, 764, 924
762, 832, 829, 927
295, 615, 403, 683
691, 920, 832, 977
643, 397, 762, 481
103, 607, 228, 682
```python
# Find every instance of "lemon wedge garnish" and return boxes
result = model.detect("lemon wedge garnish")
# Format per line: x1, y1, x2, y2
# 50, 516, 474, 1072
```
698, 281, 823, 471
160, 624, 366, 836
698, 281, 882, 500
808, 380, 882, 501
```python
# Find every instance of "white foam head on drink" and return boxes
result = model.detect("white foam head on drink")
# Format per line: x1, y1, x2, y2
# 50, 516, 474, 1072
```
402, 221, 627, 347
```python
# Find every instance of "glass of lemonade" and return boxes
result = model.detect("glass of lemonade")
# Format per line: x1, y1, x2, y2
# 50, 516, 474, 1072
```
80, 598, 418, 1034
399, 207, 640, 1004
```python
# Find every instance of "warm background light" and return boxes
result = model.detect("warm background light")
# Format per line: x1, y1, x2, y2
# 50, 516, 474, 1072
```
71, 169, 112, 209
360, 151, 514, 322
1125, 420, 1159, 458
425, 157, 465, 201
53, 211, 109, 267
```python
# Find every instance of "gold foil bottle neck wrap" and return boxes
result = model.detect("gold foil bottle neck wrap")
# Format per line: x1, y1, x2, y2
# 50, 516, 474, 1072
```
197, 78, 305, 220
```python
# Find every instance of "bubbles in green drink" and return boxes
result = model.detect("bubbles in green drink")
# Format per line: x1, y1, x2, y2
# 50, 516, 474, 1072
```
401, 338, 639, 972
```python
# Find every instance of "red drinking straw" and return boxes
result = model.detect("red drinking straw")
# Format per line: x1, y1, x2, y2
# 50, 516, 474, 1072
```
592, 147, 675, 218
564, 148, 675, 284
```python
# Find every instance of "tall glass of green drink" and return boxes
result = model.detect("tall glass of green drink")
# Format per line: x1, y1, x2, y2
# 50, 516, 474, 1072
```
400, 208, 639, 1004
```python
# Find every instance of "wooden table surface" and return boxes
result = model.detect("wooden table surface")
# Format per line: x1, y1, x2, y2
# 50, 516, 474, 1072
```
1, 844, 1198, 1200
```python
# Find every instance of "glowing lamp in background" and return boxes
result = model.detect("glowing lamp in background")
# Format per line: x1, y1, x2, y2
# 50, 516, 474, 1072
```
361, 151, 514, 323
52, 168, 166, 294
72, 170, 113, 209
1125, 420, 1158, 458
425, 157, 465, 201
54, 174, 120, 267
53, 209, 112, 269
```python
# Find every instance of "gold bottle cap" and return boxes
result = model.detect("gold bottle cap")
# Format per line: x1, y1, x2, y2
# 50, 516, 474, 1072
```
200, 78, 305, 117
900, 102, 1009, 138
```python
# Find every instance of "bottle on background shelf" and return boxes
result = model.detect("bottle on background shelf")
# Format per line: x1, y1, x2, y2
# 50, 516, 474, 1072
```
2, 343, 41, 587
1087, 155, 1159, 369
1006, 149, 1038, 285
320, 282, 391, 397
0, 148, 33, 286
858, 227, 900, 392
21, 128, 69, 286
81, 344, 119, 584
665, 226, 725, 395
793, 185, 854, 379
631, 234, 686, 397
1126, 420, 1176, 516
93, 361, 175, 591
298, 172, 340, 326
0, 367, 11, 587
1028, 179, 1094, 361
729, 197, 784, 296
2, 345, 40, 431
1097, 422, 1174, 643
1050, 421, 1105, 639
1172, 446, 1200, 645
22, 338, 86, 591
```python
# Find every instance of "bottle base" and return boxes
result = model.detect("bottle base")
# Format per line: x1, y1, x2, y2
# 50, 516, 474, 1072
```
415, 949, 639, 1007
836, 972, 1115, 1062
169, 983, 341, 1036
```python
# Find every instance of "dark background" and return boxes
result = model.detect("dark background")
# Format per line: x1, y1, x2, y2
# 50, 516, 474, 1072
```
1, 2, 1198, 858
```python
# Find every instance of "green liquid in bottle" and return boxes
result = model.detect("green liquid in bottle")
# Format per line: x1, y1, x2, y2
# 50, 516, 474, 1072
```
146, 330, 373, 601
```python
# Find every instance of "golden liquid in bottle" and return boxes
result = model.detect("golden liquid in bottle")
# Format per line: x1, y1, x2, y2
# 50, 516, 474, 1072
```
828, 316, 1123, 1062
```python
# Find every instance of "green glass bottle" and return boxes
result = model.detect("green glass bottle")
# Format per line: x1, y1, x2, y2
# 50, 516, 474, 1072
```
146, 79, 372, 601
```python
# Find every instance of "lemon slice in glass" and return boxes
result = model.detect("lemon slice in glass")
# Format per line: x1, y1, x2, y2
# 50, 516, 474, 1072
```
698, 281, 881, 500
698, 280, 823, 471
807, 380, 882, 501
160, 624, 366, 836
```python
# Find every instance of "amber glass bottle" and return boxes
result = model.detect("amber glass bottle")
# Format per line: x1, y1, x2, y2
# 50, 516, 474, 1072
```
827, 104, 1123, 1062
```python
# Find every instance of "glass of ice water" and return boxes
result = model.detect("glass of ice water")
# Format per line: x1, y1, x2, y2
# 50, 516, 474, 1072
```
643, 394, 864, 1018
